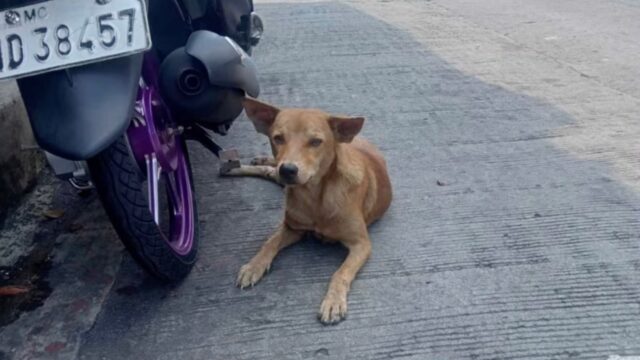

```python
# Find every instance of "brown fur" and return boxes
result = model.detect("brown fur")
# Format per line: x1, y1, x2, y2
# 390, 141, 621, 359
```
225, 98, 392, 324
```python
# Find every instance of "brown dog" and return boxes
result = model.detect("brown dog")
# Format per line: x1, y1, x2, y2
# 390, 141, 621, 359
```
224, 98, 392, 324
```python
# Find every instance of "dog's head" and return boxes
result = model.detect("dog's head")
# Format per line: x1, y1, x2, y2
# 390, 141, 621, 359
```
243, 98, 364, 186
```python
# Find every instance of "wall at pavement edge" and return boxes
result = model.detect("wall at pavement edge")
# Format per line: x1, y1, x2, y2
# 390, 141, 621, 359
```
0, 82, 43, 221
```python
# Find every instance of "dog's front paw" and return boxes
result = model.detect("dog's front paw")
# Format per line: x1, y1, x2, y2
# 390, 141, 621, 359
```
318, 293, 348, 325
236, 261, 270, 289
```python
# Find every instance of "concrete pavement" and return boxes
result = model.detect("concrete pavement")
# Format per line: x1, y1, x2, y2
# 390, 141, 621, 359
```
2, 0, 640, 359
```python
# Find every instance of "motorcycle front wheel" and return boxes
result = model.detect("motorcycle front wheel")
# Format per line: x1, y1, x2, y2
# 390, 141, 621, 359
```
88, 135, 199, 282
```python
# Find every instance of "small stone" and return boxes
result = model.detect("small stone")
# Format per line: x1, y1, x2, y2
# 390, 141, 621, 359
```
314, 348, 330, 357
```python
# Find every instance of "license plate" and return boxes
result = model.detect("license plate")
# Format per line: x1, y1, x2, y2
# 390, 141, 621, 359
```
0, 0, 151, 80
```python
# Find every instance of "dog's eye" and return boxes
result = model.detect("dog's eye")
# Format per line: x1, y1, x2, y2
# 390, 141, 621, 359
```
273, 134, 285, 145
309, 138, 323, 147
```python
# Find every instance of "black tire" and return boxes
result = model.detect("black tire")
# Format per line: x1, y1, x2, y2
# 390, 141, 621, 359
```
87, 137, 199, 282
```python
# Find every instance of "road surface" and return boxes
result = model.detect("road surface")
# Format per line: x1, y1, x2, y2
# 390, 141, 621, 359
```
1, 0, 640, 359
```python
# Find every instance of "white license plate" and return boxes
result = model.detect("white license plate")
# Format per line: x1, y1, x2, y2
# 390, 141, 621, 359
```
0, 0, 151, 80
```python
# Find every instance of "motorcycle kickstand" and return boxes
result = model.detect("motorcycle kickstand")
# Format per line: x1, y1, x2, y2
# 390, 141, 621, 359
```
183, 124, 241, 175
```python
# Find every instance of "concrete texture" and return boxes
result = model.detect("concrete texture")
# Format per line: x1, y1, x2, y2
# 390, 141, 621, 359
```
4, 215, 121, 360
0, 81, 43, 222
0, 173, 124, 359
2, 0, 640, 359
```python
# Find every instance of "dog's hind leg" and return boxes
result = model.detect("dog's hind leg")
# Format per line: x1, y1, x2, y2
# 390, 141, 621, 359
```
221, 164, 282, 185
251, 156, 277, 166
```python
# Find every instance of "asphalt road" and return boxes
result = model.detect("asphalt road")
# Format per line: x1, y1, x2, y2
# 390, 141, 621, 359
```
2, 0, 640, 359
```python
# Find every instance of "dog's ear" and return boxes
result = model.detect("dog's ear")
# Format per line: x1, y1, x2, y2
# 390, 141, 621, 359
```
328, 116, 365, 143
243, 98, 280, 135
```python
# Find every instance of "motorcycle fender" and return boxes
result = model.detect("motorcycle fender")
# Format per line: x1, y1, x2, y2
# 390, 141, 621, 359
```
185, 31, 260, 97
17, 54, 143, 161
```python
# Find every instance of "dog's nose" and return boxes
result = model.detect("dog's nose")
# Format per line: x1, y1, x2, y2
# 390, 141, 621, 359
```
279, 163, 299, 181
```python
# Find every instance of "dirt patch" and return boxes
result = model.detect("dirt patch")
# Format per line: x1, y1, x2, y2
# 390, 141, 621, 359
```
0, 175, 95, 328
0, 246, 53, 327
0, 153, 43, 225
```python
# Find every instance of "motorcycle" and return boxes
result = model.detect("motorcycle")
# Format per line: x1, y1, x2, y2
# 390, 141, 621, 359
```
0, 0, 263, 281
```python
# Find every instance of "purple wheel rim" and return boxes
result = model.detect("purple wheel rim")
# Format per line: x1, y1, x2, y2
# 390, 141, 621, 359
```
126, 54, 195, 256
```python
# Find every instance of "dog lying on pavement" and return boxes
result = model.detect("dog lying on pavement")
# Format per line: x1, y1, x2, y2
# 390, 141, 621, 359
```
222, 98, 392, 324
